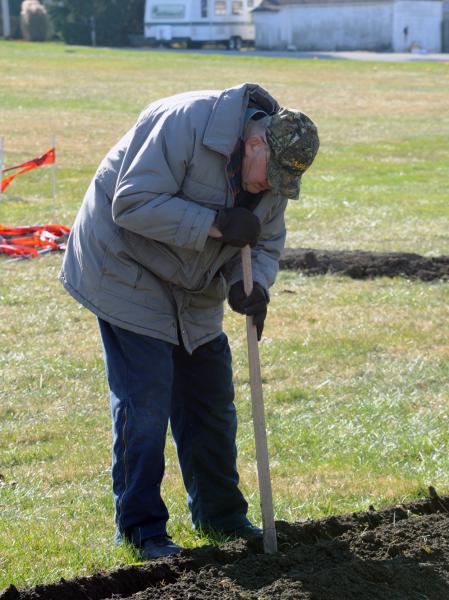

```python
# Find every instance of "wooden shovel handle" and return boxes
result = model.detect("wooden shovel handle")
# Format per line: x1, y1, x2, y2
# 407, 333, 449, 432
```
241, 245, 277, 554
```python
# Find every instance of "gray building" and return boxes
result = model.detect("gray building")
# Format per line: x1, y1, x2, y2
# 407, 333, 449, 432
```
253, 0, 445, 52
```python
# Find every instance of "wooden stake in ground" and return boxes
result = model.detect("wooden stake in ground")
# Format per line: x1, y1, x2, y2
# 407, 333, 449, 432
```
0, 137, 4, 199
51, 133, 57, 221
241, 244, 278, 554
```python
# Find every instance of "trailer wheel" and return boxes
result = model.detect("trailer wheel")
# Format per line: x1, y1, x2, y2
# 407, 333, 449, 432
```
227, 36, 242, 51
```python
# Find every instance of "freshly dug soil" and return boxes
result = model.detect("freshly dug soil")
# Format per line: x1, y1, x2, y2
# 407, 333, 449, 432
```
280, 248, 449, 281
3, 489, 449, 600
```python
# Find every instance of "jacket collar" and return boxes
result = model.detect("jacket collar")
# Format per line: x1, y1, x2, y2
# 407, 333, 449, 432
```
202, 83, 279, 158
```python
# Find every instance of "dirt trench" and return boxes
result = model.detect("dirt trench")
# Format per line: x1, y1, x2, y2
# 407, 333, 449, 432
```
279, 248, 449, 281
3, 489, 449, 600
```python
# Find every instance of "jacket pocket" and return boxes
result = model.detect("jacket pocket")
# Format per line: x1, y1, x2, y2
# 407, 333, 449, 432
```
123, 230, 224, 292
186, 272, 228, 310
123, 231, 187, 286
100, 231, 141, 300
181, 174, 227, 209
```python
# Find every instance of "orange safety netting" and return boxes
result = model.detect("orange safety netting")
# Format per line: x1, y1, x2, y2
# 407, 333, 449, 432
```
1, 148, 56, 192
0, 224, 71, 259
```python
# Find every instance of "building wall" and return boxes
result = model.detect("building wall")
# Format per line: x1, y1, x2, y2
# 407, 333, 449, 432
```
254, 0, 443, 51
254, 12, 289, 48
255, 1, 394, 50
392, 1, 443, 51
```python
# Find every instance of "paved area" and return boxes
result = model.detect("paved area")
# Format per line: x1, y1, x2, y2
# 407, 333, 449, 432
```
263, 50, 449, 62
139, 46, 449, 62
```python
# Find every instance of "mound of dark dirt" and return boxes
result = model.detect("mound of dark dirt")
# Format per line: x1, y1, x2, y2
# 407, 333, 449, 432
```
280, 248, 449, 281
3, 488, 449, 600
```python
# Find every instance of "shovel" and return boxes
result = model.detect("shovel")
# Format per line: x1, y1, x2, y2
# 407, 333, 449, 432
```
241, 245, 278, 553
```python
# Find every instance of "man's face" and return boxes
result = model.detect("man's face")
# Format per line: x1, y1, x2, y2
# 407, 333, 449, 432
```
241, 136, 270, 194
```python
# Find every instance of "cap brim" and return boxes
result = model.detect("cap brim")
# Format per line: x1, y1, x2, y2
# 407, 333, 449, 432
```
268, 161, 301, 199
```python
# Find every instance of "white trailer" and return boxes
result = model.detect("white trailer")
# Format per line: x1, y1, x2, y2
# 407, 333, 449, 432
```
144, 0, 260, 49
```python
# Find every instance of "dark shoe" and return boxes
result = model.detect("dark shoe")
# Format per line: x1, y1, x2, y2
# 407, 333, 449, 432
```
139, 535, 183, 560
224, 524, 263, 540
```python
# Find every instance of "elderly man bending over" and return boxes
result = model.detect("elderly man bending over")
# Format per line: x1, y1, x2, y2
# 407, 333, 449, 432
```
60, 83, 319, 559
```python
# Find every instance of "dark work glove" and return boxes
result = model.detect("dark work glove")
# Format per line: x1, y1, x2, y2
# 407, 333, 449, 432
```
228, 281, 269, 341
214, 207, 261, 248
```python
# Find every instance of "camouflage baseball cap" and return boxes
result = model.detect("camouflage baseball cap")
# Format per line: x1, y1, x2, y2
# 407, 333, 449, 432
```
266, 108, 320, 199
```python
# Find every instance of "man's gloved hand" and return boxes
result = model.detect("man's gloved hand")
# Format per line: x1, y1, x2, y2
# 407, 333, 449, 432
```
228, 281, 269, 341
214, 207, 261, 248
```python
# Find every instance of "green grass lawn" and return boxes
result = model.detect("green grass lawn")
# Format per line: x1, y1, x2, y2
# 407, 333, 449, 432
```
0, 41, 448, 591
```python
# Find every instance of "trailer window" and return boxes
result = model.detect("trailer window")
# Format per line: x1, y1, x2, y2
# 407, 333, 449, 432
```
151, 4, 186, 18
232, 0, 243, 13
201, 0, 208, 17
214, 0, 226, 15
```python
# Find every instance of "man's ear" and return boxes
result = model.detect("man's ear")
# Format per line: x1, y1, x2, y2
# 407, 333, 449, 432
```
244, 135, 265, 156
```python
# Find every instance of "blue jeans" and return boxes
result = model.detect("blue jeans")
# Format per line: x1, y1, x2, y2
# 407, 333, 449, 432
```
98, 318, 250, 546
